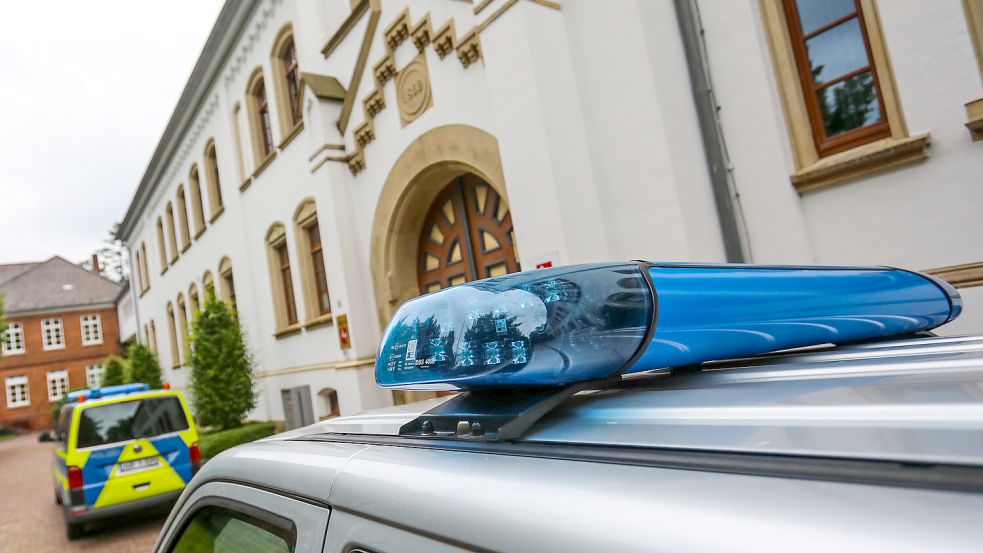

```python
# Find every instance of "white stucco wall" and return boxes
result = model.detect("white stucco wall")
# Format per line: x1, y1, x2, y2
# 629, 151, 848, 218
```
122, 0, 983, 426
701, 0, 983, 332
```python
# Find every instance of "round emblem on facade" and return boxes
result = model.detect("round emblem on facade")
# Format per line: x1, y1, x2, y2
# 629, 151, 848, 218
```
396, 56, 432, 125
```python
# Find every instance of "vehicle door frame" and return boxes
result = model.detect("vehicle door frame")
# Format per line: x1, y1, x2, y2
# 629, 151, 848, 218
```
155, 481, 330, 553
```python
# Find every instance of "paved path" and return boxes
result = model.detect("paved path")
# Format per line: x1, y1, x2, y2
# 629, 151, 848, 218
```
0, 432, 165, 552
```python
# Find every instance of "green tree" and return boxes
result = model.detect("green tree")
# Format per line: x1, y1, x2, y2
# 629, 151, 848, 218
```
102, 355, 127, 387
80, 222, 130, 285
125, 342, 163, 389
190, 297, 256, 430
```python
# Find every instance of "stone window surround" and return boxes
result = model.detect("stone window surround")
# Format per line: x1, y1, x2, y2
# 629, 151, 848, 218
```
149, 319, 159, 356
293, 199, 334, 329
270, 23, 305, 144
176, 294, 190, 362
189, 165, 208, 238
156, 217, 169, 275
204, 139, 225, 222
5, 375, 30, 409
189, 283, 201, 314
86, 364, 105, 389
2, 322, 25, 355
218, 257, 236, 306
41, 318, 65, 351
266, 223, 302, 338
760, 0, 930, 193
135, 248, 146, 297
165, 202, 180, 265
46, 369, 69, 401
80, 314, 103, 346
203, 270, 216, 301
962, 0, 983, 140
166, 302, 181, 369
142, 242, 151, 289
245, 68, 276, 174
175, 185, 192, 252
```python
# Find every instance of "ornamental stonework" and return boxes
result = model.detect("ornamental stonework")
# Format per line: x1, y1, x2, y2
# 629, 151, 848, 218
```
396, 55, 433, 127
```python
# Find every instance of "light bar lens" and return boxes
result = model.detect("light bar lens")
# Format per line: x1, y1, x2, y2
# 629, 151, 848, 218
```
376, 263, 654, 390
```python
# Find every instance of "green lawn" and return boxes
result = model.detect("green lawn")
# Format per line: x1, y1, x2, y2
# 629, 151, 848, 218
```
199, 421, 277, 460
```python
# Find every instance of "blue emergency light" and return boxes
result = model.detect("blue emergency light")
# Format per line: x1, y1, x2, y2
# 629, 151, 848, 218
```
66, 383, 150, 403
376, 262, 961, 390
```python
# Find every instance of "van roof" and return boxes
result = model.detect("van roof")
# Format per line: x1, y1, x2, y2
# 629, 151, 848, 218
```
72, 389, 182, 409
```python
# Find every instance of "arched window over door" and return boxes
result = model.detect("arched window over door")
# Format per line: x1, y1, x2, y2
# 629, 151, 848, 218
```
417, 174, 519, 294
317, 387, 340, 420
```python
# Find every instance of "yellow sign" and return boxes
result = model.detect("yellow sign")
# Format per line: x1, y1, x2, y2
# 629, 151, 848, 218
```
337, 314, 351, 349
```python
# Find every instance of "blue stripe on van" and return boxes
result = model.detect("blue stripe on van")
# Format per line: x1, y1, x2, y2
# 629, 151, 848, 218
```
82, 446, 125, 505
151, 435, 192, 483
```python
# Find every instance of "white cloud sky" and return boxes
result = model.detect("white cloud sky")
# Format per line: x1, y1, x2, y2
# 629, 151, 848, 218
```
0, 0, 225, 264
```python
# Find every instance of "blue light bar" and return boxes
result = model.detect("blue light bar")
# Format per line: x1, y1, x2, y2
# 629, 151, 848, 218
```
67, 383, 151, 403
376, 262, 961, 390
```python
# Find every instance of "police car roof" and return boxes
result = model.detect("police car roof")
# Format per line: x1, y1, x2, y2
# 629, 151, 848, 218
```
274, 332, 983, 467
180, 334, 983, 553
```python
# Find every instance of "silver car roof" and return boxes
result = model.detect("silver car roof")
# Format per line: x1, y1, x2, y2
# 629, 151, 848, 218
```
277, 333, 983, 467
176, 334, 983, 552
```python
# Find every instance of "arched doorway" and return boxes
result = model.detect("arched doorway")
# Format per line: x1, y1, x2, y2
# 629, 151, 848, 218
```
417, 174, 519, 294
371, 124, 514, 327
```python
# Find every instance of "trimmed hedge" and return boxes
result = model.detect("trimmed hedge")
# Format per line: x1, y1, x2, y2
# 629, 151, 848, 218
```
199, 421, 276, 460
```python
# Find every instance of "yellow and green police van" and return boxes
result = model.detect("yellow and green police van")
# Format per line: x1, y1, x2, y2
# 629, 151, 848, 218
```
51, 383, 200, 539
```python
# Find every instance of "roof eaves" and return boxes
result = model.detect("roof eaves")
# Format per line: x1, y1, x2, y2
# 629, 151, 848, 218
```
302, 72, 347, 101
118, 0, 262, 242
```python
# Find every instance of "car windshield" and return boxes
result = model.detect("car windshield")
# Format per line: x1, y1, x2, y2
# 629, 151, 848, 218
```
76, 396, 189, 448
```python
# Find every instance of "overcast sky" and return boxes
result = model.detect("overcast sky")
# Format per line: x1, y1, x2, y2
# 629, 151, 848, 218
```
0, 0, 225, 265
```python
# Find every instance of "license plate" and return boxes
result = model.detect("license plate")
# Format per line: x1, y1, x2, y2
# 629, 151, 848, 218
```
119, 457, 159, 473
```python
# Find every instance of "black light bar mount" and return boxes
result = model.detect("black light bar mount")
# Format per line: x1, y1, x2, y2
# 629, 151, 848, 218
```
398, 377, 620, 442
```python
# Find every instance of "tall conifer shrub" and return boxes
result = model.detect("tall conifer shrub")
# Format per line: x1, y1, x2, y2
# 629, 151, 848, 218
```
190, 298, 255, 430
102, 355, 127, 387
126, 342, 163, 389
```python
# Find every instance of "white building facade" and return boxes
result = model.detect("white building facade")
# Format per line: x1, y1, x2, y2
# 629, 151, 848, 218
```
119, 0, 983, 425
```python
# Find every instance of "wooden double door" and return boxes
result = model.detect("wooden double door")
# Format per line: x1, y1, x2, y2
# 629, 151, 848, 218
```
417, 174, 520, 294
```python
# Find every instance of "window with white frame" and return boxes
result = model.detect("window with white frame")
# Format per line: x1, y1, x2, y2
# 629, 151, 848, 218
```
1, 322, 25, 355
80, 314, 103, 346
47, 369, 69, 401
42, 318, 65, 350
85, 364, 105, 389
5, 376, 30, 408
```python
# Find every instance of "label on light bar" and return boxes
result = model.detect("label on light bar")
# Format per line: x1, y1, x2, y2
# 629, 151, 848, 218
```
376, 263, 654, 390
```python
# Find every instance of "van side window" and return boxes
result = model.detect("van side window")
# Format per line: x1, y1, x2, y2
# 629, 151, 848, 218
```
170, 505, 295, 553
56, 405, 73, 446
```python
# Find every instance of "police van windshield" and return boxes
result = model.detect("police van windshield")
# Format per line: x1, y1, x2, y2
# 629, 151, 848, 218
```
76, 396, 189, 448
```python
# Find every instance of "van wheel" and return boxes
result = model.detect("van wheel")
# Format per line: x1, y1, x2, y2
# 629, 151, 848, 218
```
66, 522, 83, 540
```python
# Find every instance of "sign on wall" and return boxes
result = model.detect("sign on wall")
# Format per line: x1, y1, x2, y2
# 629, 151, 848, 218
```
337, 314, 351, 350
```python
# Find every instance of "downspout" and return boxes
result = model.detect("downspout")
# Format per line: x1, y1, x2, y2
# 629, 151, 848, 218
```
673, 0, 751, 262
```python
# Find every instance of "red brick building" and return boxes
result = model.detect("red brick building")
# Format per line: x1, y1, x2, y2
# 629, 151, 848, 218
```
0, 256, 124, 429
